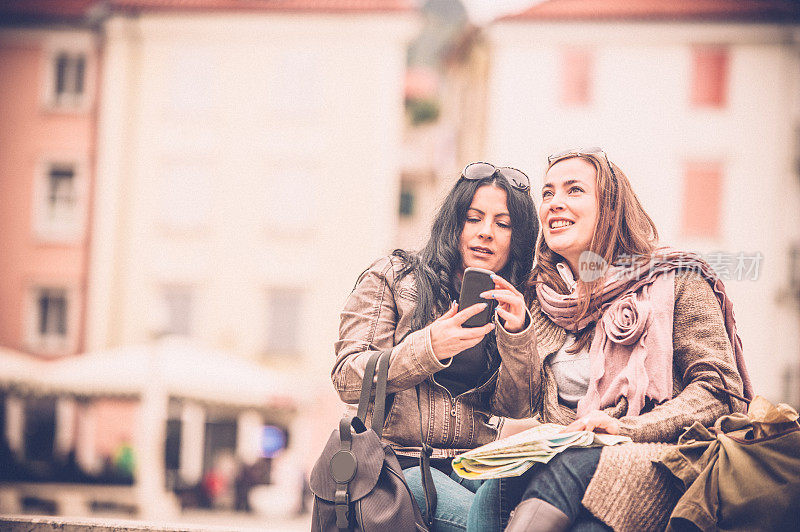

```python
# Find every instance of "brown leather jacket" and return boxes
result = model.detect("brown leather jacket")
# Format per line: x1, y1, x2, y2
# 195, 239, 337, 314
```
332, 256, 539, 459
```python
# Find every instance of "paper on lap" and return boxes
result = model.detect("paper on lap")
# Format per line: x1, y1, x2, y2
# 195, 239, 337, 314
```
451, 423, 631, 480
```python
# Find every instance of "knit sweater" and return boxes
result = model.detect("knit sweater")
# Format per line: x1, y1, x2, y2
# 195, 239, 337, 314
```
528, 270, 746, 531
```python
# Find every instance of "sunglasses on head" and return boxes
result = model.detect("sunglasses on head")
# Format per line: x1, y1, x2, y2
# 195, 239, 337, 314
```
547, 147, 618, 181
461, 162, 531, 192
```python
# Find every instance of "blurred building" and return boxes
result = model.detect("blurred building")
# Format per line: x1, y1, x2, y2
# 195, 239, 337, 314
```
1, 0, 418, 519
0, 340, 295, 517
86, 0, 417, 363
472, 0, 800, 404
396, 0, 471, 249
85, 0, 417, 488
4, 0, 800, 522
0, 1, 101, 358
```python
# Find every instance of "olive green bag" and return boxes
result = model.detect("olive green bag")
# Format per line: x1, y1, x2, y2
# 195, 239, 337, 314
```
660, 364, 800, 532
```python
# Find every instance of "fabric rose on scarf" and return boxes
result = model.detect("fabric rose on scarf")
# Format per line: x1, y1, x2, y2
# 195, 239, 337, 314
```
602, 292, 651, 346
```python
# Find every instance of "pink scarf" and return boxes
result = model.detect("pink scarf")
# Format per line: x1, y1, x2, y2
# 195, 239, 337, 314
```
536, 248, 754, 417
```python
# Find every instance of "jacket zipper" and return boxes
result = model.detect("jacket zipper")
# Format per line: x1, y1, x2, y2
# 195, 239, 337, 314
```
447, 396, 457, 446
430, 367, 500, 448
431, 375, 459, 447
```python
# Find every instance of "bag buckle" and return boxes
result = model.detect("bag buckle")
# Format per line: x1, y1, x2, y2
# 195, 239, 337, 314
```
422, 442, 434, 457
335, 488, 350, 529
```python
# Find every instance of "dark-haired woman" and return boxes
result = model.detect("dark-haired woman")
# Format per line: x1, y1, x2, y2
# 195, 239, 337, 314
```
332, 163, 539, 531
490, 149, 753, 531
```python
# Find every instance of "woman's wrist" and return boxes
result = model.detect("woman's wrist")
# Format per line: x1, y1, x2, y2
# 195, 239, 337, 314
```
495, 309, 533, 338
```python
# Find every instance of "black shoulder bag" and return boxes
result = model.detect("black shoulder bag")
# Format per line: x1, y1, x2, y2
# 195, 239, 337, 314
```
310, 350, 437, 531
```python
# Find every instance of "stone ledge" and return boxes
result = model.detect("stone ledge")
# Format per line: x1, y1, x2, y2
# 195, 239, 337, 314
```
0, 516, 217, 532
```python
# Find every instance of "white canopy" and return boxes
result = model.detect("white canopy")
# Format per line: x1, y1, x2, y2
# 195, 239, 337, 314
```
0, 339, 299, 409
0, 347, 42, 387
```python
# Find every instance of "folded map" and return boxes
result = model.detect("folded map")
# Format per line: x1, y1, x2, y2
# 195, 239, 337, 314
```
452, 423, 631, 480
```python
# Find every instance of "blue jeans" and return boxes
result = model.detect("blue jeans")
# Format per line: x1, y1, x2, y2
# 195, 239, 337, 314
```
470, 447, 609, 531
403, 465, 500, 532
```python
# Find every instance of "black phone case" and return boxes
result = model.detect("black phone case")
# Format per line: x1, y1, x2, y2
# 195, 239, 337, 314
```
458, 267, 495, 327
435, 267, 495, 396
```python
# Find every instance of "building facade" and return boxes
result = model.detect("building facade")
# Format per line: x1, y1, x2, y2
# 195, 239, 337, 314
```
0, 5, 100, 358
1, 0, 418, 517
482, 0, 800, 404
86, 0, 418, 476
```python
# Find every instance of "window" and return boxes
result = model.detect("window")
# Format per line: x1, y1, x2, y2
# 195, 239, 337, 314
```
265, 288, 304, 355
399, 183, 416, 217
160, 286, 194, 336
27, 285, 76, 355
691, 47, 728, 108
561, 48, 592, 106
27, 286, 75, 355
49, 51, 88, 108
47, 164, 76, 219
37, 288, 68, 338
34, 160, 87, 242
55, 52, 85, 98
681, 161, 723, 238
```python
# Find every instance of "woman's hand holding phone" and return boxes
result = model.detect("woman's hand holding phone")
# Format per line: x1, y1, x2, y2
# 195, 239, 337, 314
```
429, 302, 495, 361
481, 274, 527, 333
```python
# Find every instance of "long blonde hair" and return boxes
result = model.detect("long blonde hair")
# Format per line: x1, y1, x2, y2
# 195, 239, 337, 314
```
528, 153, 659, 352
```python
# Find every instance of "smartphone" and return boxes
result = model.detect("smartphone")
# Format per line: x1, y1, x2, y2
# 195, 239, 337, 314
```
458, 267, 495, 328
436, 267, 495, 395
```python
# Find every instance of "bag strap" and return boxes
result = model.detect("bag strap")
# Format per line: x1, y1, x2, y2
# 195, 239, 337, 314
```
354, 350, 391, 438
398, 324, 437, 528
683, 360, 751, 413
371, 351, 391, 438
416, 384, 437, 528
332, 351, 384, 531
352, 349, 438, 527
356, 351, 383, 422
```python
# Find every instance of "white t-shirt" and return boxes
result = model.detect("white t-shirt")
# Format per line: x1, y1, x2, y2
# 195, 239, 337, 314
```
545, 263, 591, 408
548, 333, 591, 408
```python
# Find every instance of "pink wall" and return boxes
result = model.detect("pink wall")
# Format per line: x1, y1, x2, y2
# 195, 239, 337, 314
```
92, 398, 138, 458
0, 34, 96, 356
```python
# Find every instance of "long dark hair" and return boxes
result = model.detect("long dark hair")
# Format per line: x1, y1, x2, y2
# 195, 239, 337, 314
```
394, 174, 538, 331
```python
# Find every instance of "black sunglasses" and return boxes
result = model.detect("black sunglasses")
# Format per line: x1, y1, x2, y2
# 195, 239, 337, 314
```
547, 147, 618, 181
461, 162, 530, 192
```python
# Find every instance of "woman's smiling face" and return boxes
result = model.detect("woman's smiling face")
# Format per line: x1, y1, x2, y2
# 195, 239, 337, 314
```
539, 157, 599, 274
458, 184, 512, 274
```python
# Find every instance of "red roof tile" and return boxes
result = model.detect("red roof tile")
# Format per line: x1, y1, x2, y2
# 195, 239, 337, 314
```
109, 0, 414, 14
500, 0, 800, 22
0, 0, 414, 20
0, 0, 98, 21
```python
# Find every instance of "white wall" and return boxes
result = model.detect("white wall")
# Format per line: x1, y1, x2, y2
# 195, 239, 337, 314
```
90, 12, 417, 382
485, 21, 800, 402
